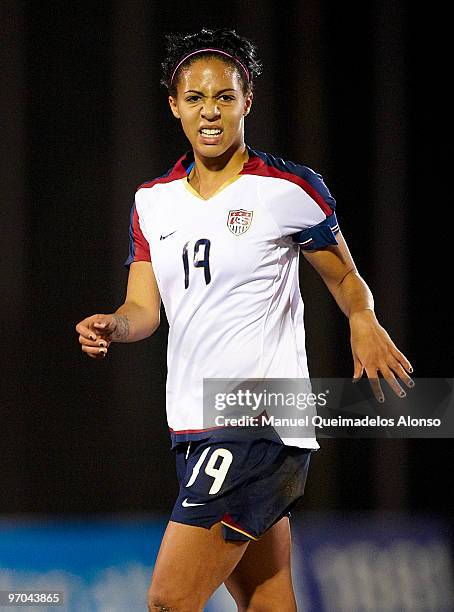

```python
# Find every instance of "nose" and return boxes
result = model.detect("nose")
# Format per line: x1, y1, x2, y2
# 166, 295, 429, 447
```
201, 99, 220, 120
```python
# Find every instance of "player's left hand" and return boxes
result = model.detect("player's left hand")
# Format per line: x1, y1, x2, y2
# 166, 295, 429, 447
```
349, 309, 414, 402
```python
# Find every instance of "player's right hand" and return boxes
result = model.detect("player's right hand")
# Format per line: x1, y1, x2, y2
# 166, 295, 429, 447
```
75, 314, 117, 359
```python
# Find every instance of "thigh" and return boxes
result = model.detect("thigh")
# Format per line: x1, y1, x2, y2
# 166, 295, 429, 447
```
224, 516, 297, 612
148, 520, 249, 611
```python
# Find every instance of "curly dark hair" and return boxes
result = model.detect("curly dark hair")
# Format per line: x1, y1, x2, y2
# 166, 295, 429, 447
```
161, 28, 262, 96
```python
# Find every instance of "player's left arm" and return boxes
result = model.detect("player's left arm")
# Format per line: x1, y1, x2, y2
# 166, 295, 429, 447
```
302, 230, 414, 401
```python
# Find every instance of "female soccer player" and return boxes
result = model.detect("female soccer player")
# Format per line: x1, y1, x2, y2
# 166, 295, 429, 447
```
76, 28, 414, 611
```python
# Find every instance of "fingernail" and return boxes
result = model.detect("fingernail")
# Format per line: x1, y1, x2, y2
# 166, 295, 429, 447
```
89, 335, 95, 341
99, 348, 107, 355
400, 391, 406, 398
99, 341, 106, 348
409, 366, 413, 373
378, 396, 385, 403
408, 380, 415, 388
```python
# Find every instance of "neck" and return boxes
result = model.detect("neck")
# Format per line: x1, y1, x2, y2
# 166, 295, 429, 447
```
191, 141, 248, 185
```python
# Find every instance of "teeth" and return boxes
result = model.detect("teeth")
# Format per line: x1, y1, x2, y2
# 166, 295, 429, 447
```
201, 129, 222, 136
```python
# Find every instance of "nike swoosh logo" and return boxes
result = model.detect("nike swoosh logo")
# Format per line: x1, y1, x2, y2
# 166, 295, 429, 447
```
160, 230, 177, 240
182, 497, 206, 507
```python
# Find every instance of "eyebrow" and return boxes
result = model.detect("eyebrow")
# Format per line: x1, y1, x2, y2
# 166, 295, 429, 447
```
183, 88, 237, 95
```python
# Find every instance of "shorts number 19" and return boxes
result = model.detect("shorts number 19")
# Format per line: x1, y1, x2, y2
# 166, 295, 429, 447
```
186, 447, 233, 494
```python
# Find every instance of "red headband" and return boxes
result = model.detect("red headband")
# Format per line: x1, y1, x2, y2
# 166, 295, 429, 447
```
170, 48, 250, 85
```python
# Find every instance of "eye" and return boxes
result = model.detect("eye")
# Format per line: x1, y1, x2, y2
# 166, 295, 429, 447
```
186, 95, 201, 102
219, 95, 234, 101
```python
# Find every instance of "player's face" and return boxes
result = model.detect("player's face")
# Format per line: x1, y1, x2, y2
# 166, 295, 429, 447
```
168, 58, 253, 158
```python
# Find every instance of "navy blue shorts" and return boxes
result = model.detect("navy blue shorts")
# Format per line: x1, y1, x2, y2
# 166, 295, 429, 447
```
170, 437, 311, 541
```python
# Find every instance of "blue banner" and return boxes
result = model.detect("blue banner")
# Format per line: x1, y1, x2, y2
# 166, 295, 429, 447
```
1, 514, 452, 611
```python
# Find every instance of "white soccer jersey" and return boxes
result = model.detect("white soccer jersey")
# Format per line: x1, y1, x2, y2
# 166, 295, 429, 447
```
125, 145, 340, 449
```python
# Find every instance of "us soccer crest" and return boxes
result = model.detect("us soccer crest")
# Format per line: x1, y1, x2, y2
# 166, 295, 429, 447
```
227, 209, 253, 235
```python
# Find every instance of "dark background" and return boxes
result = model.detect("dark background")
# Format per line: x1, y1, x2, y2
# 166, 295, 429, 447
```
1, 1, 452, 519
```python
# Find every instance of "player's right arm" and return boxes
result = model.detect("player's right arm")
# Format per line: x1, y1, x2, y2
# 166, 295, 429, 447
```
75, 261, 161, 359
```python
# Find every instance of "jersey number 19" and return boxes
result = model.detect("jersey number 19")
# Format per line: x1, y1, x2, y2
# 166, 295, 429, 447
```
182, 239, 211, 289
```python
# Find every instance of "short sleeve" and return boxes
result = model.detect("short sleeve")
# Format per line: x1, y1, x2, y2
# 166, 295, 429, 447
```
288, 167, 340, 250
256, 155, 340, 251
124, 201, 151, 268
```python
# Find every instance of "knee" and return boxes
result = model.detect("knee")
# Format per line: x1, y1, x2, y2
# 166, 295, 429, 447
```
147, 587, 173, 612
147, 586, 202, 612
147, 601, 170, 612
147, 592, 174, 611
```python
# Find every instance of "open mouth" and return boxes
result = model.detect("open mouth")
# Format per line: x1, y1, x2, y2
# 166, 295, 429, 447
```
199, 128, 223, 139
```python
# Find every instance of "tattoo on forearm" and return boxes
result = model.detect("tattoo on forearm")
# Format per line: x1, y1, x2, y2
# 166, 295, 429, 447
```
112, 314, 130, 341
